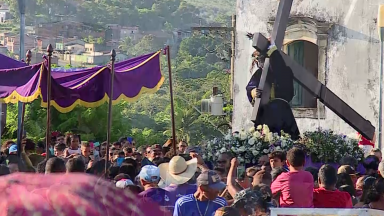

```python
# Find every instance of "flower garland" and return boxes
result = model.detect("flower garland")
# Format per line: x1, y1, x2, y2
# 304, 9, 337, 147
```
203, 126, 364, 165
202, 125, 295, 164
301, 129, 364, 163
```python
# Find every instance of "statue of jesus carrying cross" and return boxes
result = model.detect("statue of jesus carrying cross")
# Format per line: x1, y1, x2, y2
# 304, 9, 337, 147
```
245, 0, 375, 144
246, 40, 300, 140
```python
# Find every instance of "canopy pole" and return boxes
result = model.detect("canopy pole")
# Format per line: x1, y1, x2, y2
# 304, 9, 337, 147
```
17, 50, 31, 157
166, 46, 177, 154
105, 49, 116, 175
46, 45, 53, 159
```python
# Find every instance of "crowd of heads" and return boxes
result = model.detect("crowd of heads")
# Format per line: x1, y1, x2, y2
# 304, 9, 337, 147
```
1, 132, 384, 215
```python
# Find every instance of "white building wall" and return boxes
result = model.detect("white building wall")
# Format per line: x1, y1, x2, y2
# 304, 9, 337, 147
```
234, 0, 384, 142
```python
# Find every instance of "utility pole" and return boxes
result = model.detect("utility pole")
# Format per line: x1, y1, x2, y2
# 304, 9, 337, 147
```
17, 0, 26, 152
191, 14, 236, 120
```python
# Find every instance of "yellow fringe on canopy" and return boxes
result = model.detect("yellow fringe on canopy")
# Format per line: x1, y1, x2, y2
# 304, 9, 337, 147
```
120, 51, 162, 72
0, 64, 44, 104
40, 76, 165, 113
0, 51, 164, 113
70, 66, 108, 89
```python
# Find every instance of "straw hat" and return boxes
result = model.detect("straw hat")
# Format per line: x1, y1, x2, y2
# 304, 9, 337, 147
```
158, 156, 198, 185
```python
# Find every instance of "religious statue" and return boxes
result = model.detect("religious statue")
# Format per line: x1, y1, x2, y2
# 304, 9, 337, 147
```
246, 43, 300, 140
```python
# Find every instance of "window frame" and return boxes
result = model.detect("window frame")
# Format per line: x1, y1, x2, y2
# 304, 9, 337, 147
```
268, 17, 333, 119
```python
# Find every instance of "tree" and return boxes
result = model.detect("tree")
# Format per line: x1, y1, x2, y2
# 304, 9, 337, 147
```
88, 36, 95, 44
126, 35, 163, 57
97, 37, 105, 45
118, 37, 133, 53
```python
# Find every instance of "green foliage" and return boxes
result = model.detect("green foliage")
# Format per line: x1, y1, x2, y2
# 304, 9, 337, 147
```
120, 35, 163, 58
64, 64, 72, 69
84, 36, 95, 44
185, 0, 235, 22
3, 0, 234, 146
96, 37, 105, 45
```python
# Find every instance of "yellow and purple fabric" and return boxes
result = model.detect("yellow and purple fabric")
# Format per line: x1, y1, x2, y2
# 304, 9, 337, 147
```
0, 51, 164, 113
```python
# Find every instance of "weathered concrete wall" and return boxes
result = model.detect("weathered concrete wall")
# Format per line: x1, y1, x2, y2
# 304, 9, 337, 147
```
234, 0, 383, 140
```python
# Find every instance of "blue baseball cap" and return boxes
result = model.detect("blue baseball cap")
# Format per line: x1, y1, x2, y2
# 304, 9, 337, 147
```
197, 170, 226, 191
9, 145, 17, 154
139, 165, 160, 183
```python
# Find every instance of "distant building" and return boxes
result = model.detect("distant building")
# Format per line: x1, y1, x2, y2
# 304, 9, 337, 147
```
0, 32, 13, 46
35, 20, 104, 39
84, 43, 105, 53
55, 38, 84, 51
0, 46, 8, 55
36, 37, 56, 51
30, 51, 58, 65
120, 26, 142, 41
105, 24, 121, 42
173, 29, 192, 43
63, 42, 110, 66
0, 2, 11, 23
25, 26, 36, 35
6, 34, 35, 54
66, 43, 85, 54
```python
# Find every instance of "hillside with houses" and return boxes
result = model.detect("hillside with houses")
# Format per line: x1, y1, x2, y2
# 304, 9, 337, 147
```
0, 0, 226, 66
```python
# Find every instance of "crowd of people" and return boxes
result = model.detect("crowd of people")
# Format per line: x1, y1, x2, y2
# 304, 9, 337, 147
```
1, 133, 384, 215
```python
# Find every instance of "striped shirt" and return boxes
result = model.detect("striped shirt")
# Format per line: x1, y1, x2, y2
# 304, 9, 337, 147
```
173, 194, 227, 216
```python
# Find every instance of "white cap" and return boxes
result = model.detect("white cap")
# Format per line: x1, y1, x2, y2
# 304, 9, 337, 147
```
116, 179, 134, 189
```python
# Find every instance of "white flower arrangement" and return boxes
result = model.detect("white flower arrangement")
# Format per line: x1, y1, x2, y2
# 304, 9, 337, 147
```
202, 126, 363, 165
302, 129, 364, 163
202, 125, 295, 164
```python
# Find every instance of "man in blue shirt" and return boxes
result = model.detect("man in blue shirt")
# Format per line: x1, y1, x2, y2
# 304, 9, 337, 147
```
160, 155, 199, 211
173, 170, 227, 216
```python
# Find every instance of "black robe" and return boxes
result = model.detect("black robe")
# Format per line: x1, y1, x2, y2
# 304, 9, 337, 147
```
246, 50, 300, 140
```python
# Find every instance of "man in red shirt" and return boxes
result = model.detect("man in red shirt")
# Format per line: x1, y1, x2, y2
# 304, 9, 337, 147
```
313, 164, 353, 208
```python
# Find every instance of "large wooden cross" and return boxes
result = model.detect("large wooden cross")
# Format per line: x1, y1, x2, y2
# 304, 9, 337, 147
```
251, 0, 375, 140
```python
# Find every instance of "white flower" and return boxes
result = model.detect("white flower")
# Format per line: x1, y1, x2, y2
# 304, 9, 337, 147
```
231, 147, 236, 152
281, 140, 287, 147
275, 146, 281, 151
208, 152, 213, 157
224, 134, 231, 140
262, 125, 270, 134
238, 146, 246, 152
248, 138, 256, 145
219, 147, 226, 153
264, 132, 273, 142
249, 127, 255, 133
239, 131, 247, 140
253, 131, 261, 138
252, 150, 259, 156
238, 158, 245, 163
257, 125, 262, 130
263, 149, 269, 154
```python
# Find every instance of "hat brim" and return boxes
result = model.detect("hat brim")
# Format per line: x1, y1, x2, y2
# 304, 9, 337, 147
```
159, 158, 198, 185
208, 181, 226, 191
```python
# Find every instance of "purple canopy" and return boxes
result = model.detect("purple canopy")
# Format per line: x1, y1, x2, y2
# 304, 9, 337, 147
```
0, 51, 164, 113
0, 53, 26, 69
